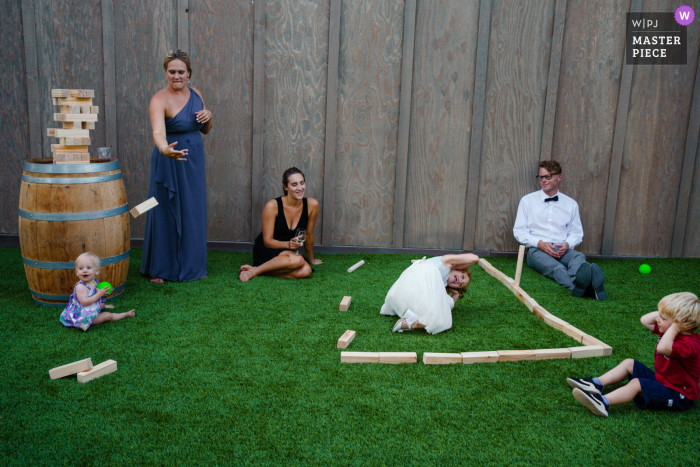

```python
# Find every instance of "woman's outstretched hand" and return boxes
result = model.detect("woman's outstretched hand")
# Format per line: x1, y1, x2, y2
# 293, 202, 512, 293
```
310, 258, 323, 265
160, 142, 188, 161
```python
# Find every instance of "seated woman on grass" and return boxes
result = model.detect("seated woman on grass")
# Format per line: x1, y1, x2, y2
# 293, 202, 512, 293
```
380, 253, 479, 334
239, 167, 322, 281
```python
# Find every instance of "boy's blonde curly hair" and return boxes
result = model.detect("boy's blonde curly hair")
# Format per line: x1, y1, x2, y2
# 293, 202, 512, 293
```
658, 292, 700, 333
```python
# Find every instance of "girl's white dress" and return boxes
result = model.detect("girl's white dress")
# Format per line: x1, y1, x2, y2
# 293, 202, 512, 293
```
380, 256, 454, 334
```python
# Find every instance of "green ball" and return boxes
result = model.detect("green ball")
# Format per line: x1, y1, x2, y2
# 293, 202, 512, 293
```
97, 281, 113, 293
639, 264, 651, 275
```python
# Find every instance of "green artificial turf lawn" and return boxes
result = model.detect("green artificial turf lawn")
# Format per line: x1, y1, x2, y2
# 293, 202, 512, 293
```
1, 247, 699, 466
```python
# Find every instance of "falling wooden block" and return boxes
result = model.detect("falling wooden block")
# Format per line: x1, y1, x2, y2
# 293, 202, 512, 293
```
569, 345, 604, 359
70, 89, 95, 98
581, 335, 612, 356
51, 89, 70, 97
53, 113, 98, 122
347, 260, 365, 273
535, 348, 572, 360
514, 244, 526, 287
337, 330, 356, 349
130, 198, 159, 217
49, 358, 93, 380
77, 359, 117, 383
339, 296, 351, 311
497, 350, 536, 362
379, 352, 417, 364
561, 323, 585, 343
461, 351, 500, 364
423, 353, 463, 364
340, 352, 379, 363
543, 314, 567, 331
532, 305, 550, 321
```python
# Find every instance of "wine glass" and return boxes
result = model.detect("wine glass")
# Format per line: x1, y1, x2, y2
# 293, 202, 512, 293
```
294, 229, 306, 256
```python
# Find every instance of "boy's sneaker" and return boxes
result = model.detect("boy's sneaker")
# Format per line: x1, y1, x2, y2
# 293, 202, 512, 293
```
567, 377, 603, 394
572, 388, 609, 417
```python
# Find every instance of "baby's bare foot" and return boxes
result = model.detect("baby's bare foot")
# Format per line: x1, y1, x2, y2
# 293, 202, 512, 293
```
125, 309, 135, 318
105, 304, 115, 309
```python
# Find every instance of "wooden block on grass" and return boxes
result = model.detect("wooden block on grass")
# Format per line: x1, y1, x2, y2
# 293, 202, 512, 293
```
77, 359, 117, 383
340, 352, 379, 363
339, 296, 351, 311
379, 352, 417, 364
130, 198, 159, 217
49, 358, 93, 379
543, 314, 567, 331
497, 350, 536, 362
423, 353, 463, 364
569, 345, 604, 359
337, 330, 356, 349
532, 306, 550, 321
581, 335, 612, 356
507, 283, 538, 311
561, 323, 585, 343
461, 351, 500, 364
535, 348, 572, 360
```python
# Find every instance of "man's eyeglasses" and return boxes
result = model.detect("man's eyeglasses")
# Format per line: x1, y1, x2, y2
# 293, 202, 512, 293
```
535, 173, 560, 181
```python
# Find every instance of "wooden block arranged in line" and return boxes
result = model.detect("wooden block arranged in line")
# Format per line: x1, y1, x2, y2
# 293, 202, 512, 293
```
543, 313, 568, 331
423, 353, 463, 364
53, 113, 98, 122
49, 358, 93, 380
51, 89, 70, 98
532, 305, 550, 321
337, 330, 356, 349
130, 197, 159, 218
77, 359, 117, 383
507, 283, 538, 312
339, 296, 351, 311
461, 351, 500, 364
569, 345, 605, 359
340, 352, 379, 363
581, 335, 613, 356
379, 352, 417, 364
70, 89, 95, 98
561, 323, 585, 343
497, 350, 536, 362
535, 348, 572, 360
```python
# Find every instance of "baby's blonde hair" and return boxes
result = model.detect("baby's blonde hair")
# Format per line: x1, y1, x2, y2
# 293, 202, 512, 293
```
75, 252, 101, 269
659, 292, 700, 333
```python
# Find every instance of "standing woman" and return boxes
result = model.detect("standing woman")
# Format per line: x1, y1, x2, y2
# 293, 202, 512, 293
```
239, 167, 323, 281
141, 50, 213, 283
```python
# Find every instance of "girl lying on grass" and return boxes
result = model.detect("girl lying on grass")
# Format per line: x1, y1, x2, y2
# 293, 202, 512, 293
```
380, 253, 479, 334
60, 252, 135, 331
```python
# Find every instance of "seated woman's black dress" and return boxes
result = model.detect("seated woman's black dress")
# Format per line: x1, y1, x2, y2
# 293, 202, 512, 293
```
253, 197, 309, 266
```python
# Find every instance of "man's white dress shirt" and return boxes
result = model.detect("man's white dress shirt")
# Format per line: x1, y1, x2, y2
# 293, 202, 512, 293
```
513, 190, 583, 249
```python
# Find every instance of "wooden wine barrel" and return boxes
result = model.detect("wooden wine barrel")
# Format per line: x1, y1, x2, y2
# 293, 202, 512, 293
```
19, 158, 130, 306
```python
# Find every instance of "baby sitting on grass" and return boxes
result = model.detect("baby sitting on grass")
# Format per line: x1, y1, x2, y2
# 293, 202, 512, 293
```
568, 292, 700, 417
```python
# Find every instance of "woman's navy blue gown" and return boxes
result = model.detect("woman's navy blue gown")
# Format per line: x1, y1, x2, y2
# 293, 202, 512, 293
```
141, 89, 207, 281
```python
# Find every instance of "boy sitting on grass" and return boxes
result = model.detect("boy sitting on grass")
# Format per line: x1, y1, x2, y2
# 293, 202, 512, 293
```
567, 292, 700, 417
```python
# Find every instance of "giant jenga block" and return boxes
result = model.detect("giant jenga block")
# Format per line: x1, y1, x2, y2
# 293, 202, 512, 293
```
49, 89, 97, 164
49, 358, 93, 379
77, 359, 117, 383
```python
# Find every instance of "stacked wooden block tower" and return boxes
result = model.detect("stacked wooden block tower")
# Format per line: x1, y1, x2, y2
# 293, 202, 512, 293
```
47, 89, 98, 164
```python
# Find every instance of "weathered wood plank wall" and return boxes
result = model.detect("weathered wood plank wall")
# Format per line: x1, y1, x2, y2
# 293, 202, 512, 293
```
2, 0, 699, 257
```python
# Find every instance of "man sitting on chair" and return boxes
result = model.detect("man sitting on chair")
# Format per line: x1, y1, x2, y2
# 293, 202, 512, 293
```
513, 160, 606, 300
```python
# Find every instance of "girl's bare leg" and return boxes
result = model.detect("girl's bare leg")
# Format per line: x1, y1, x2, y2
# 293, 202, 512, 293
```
240, 252, 309, 281
92, 309, 136, 325
100, 303, 115, 310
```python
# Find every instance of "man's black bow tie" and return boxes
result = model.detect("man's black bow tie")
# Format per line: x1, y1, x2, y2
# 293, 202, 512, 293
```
544, 196, 559, 202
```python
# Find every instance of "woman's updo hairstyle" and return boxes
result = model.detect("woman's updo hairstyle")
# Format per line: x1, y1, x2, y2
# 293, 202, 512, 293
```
163, 49, 192, 79
282, 167, 305, 195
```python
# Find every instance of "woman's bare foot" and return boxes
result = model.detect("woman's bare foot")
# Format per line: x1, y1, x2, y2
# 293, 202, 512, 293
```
240, 267, 258, 282
113, 309, 135, 321
240, 264, 253, 272
150, 277, 164, 284
105, 304, 115, 309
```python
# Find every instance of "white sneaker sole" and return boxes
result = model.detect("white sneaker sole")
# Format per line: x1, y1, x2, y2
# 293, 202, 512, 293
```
573, 389, 608, 417
567, 378, 601, 394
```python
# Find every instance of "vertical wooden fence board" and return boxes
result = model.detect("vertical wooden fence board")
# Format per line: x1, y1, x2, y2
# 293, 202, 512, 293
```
474, 0, 556, 251
333, 0, 404, 246
391, 0, 416, 248
551, 0, 628, 255
1, 0, 32, 234
20, 0, 41, 162
251, 0, 266, 239
33, 0, 106, 158
539, 0, 566, 162
102, 0, 118, 158
178, 0, 189, 51
189, 0, 254, 242
462, 0, 492, 251
322, 0, 342, 245
611, 0, 700, 256
262, 0, 330, 239
672, 49, 700, 256
684, 134, 700, 257
403, 0, 479, 249
114, 0, 177, 238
